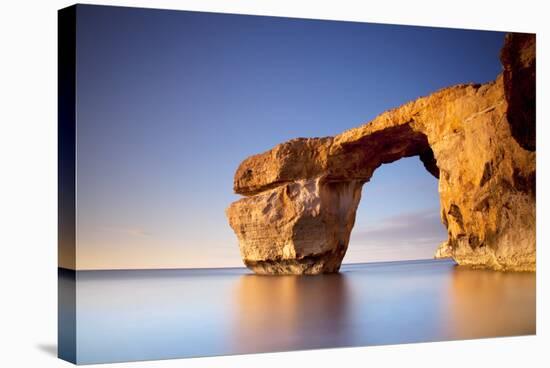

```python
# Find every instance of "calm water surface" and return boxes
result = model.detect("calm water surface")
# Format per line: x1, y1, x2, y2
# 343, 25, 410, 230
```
59, 259, 535, 364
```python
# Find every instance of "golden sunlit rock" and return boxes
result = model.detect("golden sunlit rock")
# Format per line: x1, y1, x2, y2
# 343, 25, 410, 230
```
226, 33, 535, 274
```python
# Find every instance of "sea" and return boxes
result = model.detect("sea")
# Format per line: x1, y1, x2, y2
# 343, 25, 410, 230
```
58, 258, 536, 364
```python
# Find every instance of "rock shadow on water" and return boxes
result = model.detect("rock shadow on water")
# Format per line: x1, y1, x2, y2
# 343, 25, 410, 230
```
232, 273, 353, 353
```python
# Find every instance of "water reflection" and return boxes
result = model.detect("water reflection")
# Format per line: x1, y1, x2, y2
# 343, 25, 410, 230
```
442, 266, 536, 338
232, 260, 535, 349
57, 260, 535, 364
233, 274, 352, 353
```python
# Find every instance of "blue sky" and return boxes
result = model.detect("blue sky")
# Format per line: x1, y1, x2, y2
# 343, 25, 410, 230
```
72, 5, 505, 269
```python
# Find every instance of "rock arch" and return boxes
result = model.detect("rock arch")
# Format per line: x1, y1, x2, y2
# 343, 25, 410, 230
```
226, 34, 536, 274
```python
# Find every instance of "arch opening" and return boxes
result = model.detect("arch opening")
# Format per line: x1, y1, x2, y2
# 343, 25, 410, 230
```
344, 155, 447, 264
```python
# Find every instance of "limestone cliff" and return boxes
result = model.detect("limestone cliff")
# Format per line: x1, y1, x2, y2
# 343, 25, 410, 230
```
226, 33, 536, 274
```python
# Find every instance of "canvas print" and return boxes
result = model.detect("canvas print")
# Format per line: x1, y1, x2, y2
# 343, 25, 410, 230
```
58, 4, 536, 365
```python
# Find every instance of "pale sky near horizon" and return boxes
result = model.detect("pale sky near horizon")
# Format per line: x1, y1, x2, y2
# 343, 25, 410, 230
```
67, 4, 506, 270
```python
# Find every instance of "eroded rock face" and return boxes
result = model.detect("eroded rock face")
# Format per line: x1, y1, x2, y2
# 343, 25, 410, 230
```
500, 33, 536, 151
226, 33, 536, 274
227, 178, 362, 274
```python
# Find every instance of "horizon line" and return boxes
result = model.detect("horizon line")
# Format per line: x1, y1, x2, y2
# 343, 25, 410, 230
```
59, 257, 453, 272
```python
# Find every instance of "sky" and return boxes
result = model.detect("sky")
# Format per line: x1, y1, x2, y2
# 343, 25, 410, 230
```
69, 4, 506, 270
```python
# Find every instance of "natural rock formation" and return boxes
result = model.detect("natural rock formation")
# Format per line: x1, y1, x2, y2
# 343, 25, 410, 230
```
500, 33, 536, 151
226, 33, 536, 274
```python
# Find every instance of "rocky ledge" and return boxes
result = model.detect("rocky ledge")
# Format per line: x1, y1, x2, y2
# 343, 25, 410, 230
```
226, 33, 536, 274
